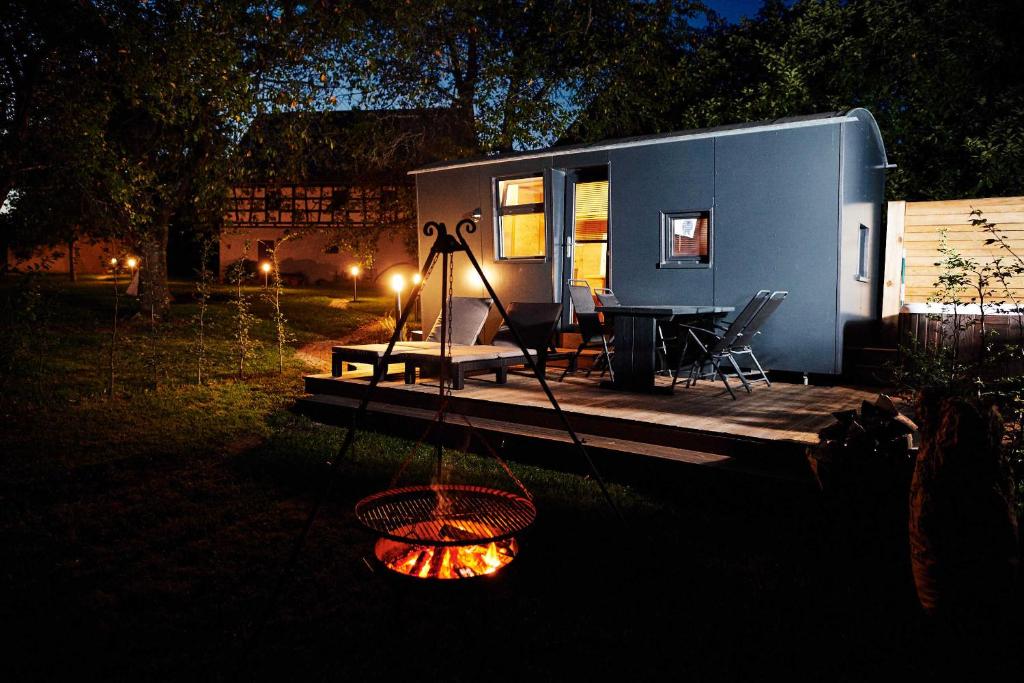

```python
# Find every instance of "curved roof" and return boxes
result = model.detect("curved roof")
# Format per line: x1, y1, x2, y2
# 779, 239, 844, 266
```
410, 110, 889, 175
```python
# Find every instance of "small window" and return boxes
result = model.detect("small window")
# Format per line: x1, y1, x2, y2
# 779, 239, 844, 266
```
495, 176, 546, 259
857, 224, 870, 282
327, 187, 349, 211
659, 210, 711, 268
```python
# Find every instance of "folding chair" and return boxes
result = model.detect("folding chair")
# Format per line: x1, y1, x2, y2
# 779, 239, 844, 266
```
671, 290, 776, 399
720, 290, 788, 388
561, 280, 614, 381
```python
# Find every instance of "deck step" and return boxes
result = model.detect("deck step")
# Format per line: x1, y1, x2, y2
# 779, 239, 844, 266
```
295, 393, 808, 480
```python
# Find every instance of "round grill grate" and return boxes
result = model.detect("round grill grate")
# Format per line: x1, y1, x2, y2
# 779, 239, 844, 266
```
355, 484, 537, 546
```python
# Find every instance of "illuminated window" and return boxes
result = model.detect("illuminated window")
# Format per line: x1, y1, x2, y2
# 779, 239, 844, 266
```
571, 174, 609, 291
659, 210, 711, 268
496, 176, 546, 259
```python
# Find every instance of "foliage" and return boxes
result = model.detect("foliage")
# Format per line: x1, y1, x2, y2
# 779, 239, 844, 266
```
894, 210, 1024, 514
2, 0, 344, 312
266, 234, 296, 373
228, 242, 261, 379
334, 0, 708, 152
572, 0, 1024, 201
192, 237, 215, 385
0, 258, 54, 397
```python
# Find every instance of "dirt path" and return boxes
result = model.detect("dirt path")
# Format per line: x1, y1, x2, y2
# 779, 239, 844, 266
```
294, 315, 389, 372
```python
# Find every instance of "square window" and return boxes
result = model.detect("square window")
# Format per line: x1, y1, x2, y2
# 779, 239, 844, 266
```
659, 210, 711, 268
495, 176, 546, 259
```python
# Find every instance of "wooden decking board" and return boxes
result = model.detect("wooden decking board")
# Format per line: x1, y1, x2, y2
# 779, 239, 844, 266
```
302, 366, 880, 471
297, 394, 734, 468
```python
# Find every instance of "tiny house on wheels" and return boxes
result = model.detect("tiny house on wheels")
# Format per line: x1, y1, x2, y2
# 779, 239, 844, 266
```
411, 109, 889, 376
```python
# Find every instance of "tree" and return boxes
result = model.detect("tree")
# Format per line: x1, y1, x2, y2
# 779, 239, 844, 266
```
336, 0, 709, 152
576, 0, 1024, 200
3, 1, 342, 312
0, 0, 112, 266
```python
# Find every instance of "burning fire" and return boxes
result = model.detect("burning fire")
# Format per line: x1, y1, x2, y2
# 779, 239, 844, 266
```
374, 521, 518, 580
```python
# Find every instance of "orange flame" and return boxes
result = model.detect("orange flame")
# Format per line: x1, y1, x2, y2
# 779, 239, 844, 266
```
374, 522, 518, 580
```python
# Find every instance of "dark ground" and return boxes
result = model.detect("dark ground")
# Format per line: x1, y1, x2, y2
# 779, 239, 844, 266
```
1, 276, 1020, 681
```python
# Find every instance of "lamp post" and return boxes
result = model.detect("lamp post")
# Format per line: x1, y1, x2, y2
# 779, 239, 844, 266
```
390, 273, 405, 320
349, 264, 361, 302
260, 261, 272, 288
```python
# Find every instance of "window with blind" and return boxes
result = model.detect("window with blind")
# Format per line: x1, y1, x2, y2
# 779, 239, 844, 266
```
659, 210, 711, 268
495, 176, 546, 259
571, 176, 609, 290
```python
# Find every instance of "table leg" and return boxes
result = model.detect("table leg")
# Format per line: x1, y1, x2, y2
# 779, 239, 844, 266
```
603, 314, 658, 392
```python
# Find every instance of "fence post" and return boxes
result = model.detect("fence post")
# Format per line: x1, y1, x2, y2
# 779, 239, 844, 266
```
880, 200, 906, 343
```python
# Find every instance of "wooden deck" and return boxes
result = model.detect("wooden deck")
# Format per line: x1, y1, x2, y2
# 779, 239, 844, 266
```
299, 364, 884, 479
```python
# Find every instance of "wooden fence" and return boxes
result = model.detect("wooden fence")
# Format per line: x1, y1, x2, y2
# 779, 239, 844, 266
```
884, 196, 1024, 309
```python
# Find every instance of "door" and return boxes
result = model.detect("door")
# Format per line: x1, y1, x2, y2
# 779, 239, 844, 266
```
561, 167, 610, 326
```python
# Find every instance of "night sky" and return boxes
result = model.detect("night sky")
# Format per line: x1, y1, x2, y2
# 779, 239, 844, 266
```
703, 0, 772, 23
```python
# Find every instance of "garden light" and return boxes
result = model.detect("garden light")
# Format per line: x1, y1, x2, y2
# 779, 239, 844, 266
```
126, 257, 138, 269
390, 273, 405, 319
349, 264, 361, 302
261, 261, 271, 287
109, 257, 118, 266
411, 272, 422, 286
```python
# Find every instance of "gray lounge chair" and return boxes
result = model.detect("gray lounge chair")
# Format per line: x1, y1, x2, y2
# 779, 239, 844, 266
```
672, 290, 782, 399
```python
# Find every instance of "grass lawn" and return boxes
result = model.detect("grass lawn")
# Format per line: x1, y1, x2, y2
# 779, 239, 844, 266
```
1, 274, 1019, 681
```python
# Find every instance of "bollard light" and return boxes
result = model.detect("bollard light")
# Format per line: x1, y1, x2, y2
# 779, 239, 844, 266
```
126, 257, 138, 270
261, 261, 272, 287
390, 273, 405, 320
349, 264, 361, 302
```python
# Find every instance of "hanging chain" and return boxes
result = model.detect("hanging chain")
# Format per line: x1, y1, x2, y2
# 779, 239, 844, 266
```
445, 252, 455, 397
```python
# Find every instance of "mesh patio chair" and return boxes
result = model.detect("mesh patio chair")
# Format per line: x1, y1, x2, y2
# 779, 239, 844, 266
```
594, 288, 620, 307
670, 290, 778, 399
721, 290, 787, 387
561, 280, 614, 381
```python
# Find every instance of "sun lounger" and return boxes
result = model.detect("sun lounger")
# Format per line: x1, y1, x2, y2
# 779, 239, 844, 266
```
402, 344, 538, 389
331, 296, 492, 377
330, 341, 440, 377
403, 302, 561, 389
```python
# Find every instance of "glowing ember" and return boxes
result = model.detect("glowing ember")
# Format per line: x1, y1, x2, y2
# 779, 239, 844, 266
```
374, 521, 518, 580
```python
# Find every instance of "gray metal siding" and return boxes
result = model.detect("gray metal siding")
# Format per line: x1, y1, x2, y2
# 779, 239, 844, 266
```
837, 109, 887, 355
415, 112, 885, 375
714, 126, 842, 374
607, 139, 716, 305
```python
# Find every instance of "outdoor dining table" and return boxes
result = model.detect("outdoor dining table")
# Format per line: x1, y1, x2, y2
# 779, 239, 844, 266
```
597, 305, 735, 393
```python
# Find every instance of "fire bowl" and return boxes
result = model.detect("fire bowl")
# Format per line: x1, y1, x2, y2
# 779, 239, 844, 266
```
355, 484, 536, 580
